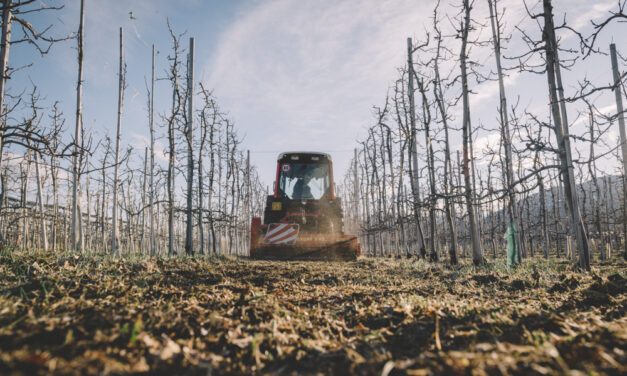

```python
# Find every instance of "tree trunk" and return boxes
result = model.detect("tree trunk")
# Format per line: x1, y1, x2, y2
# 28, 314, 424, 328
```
459, 0, 484, 265
185, 37, 195, 256
487, 0, 523, 262
34, 151, 48, 251
140, 147, 148, 254
197, 128, 205, 256
432, 23, 458, 265
0, 0, 12, 175
542, 0, 590, 270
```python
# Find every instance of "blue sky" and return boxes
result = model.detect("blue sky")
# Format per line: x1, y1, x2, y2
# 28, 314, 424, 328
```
7, 0, 626, 187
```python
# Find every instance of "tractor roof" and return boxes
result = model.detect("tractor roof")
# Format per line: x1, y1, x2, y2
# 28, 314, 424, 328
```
278, 152, 332, 161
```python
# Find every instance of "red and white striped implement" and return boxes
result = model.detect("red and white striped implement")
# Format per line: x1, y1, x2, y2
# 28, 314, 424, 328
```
263, 223, 299, 245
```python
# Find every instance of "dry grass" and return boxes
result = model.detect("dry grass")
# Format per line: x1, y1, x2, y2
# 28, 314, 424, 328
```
0, 250, 625, 375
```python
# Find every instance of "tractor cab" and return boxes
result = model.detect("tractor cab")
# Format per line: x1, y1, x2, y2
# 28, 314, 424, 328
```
264, 152, 340, 232
275, 152, 335, 201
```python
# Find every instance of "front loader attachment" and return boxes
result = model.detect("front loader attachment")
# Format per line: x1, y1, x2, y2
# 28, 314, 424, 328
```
250, 218, 360, 261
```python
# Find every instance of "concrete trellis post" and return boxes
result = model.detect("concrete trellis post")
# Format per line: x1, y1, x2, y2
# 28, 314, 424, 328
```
610, 43, 627, 260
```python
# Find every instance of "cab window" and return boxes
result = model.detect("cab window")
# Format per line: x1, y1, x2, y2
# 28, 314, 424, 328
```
279, 162, 330, 200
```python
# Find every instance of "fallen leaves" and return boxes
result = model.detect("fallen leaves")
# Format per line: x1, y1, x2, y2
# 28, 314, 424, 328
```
160, 335, 182, 361
0, 252, 624, 375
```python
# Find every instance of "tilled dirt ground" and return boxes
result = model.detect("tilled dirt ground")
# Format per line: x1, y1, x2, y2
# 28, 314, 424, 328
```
0, 251, 625, 375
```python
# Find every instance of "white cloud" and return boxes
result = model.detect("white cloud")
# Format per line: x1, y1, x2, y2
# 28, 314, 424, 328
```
472, 70, 522, 109
204, 0, 432, 179
570, 1, 616, 30
129, 132, 169, 165
475, 132, 502, 156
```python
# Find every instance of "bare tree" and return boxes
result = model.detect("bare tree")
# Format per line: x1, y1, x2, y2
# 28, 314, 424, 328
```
185, 37, 194, 256
458, 0, 483, 265
541, 0, 590, 269
164, 23, 184, 256
487, 0, 522, 262
197, 83, 218, 255
0, 0, 66, 166
430, 4, 458, 265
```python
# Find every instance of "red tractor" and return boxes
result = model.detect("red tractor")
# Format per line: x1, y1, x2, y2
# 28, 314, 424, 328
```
250, 152, 360, 261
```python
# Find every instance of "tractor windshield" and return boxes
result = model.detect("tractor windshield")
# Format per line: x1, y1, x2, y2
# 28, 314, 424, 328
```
279, 162, 330, 200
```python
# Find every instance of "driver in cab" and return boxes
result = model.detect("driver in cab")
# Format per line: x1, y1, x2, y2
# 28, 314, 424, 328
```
292, 178, 313, 200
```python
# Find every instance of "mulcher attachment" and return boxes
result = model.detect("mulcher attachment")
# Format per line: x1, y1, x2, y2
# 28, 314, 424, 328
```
250, 218, 360, 261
